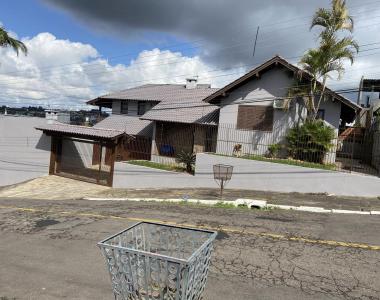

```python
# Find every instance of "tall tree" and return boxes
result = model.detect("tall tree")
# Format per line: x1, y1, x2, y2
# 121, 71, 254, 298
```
0, 27, 27, 56
294, 0, 358, 120
311, 0, 354, 38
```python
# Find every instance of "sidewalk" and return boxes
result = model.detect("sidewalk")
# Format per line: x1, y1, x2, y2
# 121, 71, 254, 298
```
1, 175, 379, 213
101, 187, 380, 212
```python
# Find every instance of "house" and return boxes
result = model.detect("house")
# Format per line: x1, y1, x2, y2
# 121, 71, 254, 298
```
143, 55, 361, 160
36, 80, 218, 185
36, 55, 362, 186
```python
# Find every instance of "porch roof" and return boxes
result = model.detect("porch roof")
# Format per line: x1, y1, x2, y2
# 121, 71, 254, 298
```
140, 100, 219, 125
93, 115, 153, 137
35, 123, 126, 140
203, 55, 362, 112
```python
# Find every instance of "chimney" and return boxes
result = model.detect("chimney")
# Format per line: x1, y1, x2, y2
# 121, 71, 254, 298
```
186, 78, 197, 89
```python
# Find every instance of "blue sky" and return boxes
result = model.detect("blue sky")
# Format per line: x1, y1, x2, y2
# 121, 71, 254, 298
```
0, 0, 194, 66
0, 0, 378, 107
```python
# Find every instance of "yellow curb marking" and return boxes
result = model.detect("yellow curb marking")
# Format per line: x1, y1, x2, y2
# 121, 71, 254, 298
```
1, 205, 380, 251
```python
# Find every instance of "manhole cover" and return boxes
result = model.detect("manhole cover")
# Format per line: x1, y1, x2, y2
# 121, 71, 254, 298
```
35, 219, 60, 228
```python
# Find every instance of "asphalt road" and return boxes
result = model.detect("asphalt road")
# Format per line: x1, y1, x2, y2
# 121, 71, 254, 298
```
0, 198, 379, 300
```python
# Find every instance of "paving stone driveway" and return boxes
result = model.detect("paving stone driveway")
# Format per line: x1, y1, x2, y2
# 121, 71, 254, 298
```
0, 175, 109, 200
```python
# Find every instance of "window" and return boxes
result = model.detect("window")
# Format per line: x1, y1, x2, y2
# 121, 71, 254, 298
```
138, 101, 146, 115
236, 105, 274, 131
316, 109, 325, 120
121, 102, 128, 114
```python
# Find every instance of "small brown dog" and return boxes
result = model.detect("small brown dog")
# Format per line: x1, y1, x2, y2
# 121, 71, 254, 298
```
233, 144, 242, 157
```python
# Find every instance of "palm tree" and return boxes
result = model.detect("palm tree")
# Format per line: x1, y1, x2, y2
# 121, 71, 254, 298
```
311, 0, 354, 37
0, 27, 27, 56
294, 0, 358, 120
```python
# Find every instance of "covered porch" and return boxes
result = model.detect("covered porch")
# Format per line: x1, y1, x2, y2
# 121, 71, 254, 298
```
36, 123, 126, 186
151, 121, 218, 164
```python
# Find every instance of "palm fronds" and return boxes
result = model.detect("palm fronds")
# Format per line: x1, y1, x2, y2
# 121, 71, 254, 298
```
0, 27, 27, 56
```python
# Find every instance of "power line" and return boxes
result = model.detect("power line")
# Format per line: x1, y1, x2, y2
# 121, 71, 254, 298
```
0, 1, 379, 79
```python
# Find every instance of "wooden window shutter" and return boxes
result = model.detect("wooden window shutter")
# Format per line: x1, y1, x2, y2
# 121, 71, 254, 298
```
236, 105, 273, 131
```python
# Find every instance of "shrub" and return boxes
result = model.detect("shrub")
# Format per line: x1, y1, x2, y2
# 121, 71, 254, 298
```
175, 150, 196, 173
267, 143, 282, 158
286, 120, 335, 164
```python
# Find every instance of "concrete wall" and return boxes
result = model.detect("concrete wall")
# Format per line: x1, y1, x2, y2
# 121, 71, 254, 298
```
195, 153, 380, 197
0, 115, 51, 186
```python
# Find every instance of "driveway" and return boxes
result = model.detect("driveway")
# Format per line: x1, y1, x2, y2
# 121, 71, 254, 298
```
0, 198, 379, 299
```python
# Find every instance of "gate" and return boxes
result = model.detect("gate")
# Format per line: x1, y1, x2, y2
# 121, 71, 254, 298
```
336, 127, 380, 176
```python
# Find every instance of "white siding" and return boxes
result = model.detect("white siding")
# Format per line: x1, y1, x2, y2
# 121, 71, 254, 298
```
215, 66, 342, 159
216, 67, 298, 156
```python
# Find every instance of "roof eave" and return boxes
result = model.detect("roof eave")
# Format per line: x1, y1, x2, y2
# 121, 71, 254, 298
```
35, 127, 126, 141
203, 55, 362, 112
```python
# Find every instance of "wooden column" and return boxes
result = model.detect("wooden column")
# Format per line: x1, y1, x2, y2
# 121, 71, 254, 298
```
49, 136, 57, 175
107, 142, 117, 187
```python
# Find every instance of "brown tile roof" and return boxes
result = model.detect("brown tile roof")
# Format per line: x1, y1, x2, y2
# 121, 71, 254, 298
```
88, 84, 219, 107
203, 55, 362, 111
93, 115, 153, 137
140, 100, 219, 125
35, 123, 125, 139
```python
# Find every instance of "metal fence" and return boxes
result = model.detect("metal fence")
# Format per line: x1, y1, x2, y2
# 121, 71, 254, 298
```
128, 122, 380, 177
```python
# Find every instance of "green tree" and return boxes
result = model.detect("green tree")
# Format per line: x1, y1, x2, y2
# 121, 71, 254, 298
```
0, 27, 27, 56
311, 0, 354, 38
175, 150, 196, 173
286, 120, 335, 164
292, 0, 358, 120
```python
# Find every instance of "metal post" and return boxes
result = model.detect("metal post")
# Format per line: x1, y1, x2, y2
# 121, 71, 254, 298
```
220, 179, 224, 198
350, 129, 356, 173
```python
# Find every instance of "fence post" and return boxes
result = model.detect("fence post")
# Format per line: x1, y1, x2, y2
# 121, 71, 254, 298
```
350, 129, 356, 173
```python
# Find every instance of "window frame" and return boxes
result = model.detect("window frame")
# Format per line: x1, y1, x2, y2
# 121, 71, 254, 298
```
120, 101, 128, 115
236, 105, 274, 132
316, 109, 325, 120
138, 101, 146, 116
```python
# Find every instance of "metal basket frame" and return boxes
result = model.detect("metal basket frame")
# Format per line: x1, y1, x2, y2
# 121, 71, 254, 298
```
98, 222, 217, 300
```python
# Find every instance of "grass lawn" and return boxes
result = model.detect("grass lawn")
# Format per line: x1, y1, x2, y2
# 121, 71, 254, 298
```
127, 160, 188, 173
213, 154, 336, 171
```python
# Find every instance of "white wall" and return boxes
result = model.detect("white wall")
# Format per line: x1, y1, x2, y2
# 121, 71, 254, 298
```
215, 67, 342, 159
216, 67, 300, 156
0, 115, 51, 186
319, 99, 341, 163
195, 153, 380, 197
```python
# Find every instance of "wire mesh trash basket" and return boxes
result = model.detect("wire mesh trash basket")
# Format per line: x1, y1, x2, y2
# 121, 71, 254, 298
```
98, 222, 217, 300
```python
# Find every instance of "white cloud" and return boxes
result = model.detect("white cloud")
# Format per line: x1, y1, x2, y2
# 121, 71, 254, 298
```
0, 32, 239, 109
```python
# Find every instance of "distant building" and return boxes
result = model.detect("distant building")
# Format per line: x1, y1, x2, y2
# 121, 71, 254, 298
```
358, 78, 380, 108
45, 109, 70, 124
357, 78, 380, 127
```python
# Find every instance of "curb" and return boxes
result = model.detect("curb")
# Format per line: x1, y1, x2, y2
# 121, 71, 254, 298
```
83, 197, 380, 215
